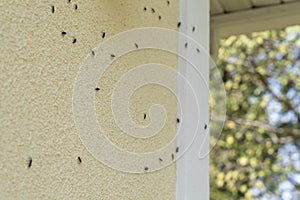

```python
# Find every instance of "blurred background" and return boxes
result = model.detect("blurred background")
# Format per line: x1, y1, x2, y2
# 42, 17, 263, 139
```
210, 25, 300, 199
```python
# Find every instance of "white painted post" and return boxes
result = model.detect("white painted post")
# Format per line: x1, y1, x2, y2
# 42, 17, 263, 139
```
177, 0, 210, 199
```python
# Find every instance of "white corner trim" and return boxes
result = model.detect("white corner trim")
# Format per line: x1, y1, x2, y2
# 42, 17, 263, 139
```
176, 0, 210, 199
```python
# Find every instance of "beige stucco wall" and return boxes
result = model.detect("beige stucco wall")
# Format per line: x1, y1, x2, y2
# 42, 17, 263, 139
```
0, 0, 179, 199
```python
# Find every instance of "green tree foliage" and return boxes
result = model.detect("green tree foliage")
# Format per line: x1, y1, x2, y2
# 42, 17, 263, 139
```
210, 26, 300, 199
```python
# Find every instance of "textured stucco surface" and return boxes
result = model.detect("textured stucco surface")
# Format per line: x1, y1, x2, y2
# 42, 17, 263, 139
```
0, 0, 179, 199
